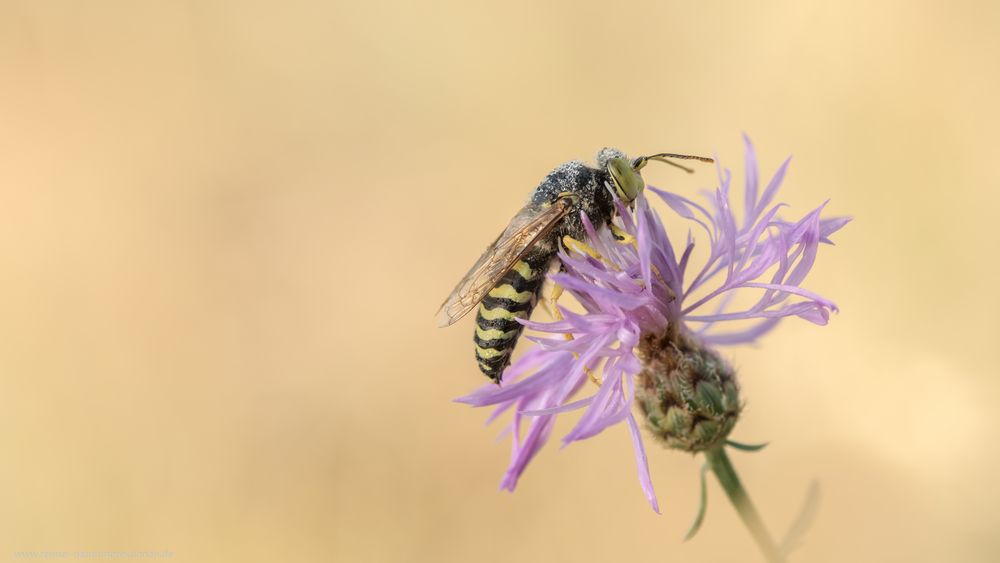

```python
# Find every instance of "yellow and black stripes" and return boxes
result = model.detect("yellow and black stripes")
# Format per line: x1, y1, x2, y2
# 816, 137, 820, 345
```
474, 250, 553, 382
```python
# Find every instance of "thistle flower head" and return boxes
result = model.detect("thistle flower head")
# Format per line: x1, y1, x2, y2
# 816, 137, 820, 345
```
456, 137, 850, 512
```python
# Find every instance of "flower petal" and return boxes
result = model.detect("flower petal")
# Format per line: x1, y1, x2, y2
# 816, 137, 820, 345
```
743, 134, 759, 227
701, 317, 783, 346
627, 413, 660, 513
755, 156, 792, 218
649, 186, 714, 240
520, 396, 594, 416
500, 413, 556, 491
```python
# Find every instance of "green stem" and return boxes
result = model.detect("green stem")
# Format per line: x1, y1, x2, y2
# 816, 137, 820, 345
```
704, 446, 786, 563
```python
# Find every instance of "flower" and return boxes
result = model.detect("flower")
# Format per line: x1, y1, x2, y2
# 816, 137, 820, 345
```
455, 137, 850, 513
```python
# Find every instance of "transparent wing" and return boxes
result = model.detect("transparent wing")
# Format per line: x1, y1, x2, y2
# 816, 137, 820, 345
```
435, 196, 573, 327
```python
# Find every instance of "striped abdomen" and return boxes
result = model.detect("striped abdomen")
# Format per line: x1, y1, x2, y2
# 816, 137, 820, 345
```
474, 250, 553, 383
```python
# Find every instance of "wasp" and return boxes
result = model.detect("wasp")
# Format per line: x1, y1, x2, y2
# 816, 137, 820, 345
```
437, 148, 712, 383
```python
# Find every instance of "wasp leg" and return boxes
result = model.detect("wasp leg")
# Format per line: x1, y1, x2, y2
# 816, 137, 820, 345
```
608, 225, 677, 301
541, 270, 601, 387
562, 235, 624, 276
541, 281, 564, 320
565, 231, 676, 303
562, 235, 604, 261
610, 223, 637, 245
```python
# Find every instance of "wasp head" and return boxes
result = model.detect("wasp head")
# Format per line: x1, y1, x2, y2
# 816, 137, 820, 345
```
599, 148, 714, 206
596, 148, 645, 204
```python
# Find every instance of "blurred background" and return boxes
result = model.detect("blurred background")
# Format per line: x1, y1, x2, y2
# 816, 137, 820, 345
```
0, 1, 997, 561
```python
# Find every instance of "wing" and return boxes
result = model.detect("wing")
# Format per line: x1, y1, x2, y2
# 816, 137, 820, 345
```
435, 196, 573, 327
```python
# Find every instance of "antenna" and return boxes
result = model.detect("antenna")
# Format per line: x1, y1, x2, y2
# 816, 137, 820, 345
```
634, 152, 714, 174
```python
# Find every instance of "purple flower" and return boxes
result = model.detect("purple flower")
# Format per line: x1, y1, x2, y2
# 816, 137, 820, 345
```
456, 137, 849, 513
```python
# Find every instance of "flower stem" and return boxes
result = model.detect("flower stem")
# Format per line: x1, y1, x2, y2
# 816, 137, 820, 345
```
704, 446, 786, 563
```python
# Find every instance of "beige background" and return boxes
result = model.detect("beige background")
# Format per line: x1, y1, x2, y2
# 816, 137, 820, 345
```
1, 1, 997, 562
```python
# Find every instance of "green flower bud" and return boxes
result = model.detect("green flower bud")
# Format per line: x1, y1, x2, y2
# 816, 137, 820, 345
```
636, 330, 742, 452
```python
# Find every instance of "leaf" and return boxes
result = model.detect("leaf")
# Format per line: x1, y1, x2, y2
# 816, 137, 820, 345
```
780, 480, 822, 556
684, 463, 711, 541
726, 439, 770, 452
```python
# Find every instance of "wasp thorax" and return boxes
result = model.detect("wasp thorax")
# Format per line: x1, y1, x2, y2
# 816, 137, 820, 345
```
595, 147, 626, 167
635, 330, 742, 452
